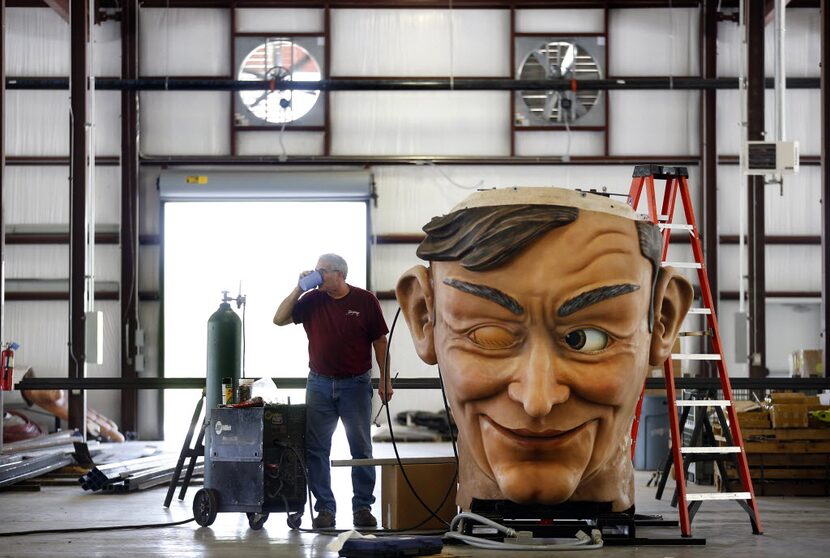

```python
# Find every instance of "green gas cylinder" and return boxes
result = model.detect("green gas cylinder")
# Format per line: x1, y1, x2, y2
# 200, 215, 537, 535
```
206, 298, 241, 416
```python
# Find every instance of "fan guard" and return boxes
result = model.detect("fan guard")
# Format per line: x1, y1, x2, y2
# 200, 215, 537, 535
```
517, 40, 602, 124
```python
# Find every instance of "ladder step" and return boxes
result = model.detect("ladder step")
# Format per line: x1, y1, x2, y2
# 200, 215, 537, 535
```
661, 261, 703, 269
685, 492, 752, 502
657, 214, 671, 222
678, 330, 712, 337
658, 223, 694, 231
676, 400, 731, 407
680, 446, 742, 454
671, 353, 722, 361
687, 308, 712, 315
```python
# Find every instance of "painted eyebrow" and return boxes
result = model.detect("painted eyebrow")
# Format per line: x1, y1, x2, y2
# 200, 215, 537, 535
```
443, 278, 524, 315
557, 284, 640, 317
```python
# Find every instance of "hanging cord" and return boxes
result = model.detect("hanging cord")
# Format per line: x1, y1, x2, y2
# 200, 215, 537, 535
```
419, 161, 484, 190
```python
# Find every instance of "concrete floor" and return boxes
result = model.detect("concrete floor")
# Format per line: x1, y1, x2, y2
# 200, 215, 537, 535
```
0, 442, 828, 557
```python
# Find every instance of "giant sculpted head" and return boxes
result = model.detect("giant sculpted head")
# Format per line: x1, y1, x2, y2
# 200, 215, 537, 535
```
396, 187, 692, 512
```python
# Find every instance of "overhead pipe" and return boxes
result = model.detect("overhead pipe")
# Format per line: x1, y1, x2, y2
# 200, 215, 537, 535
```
3, 76, 821, 91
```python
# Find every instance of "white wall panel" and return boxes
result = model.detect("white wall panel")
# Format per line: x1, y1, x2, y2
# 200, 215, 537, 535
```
515, 9, 604, 34
236, 8, 323, 33
2, 245, 119, 283
139, 92, 229, 155
717, 9, 821, 78
717, 165, 821, 236
2, 302, 68, 377
719, 245, 821, 292
138, 302, 161, 439
139, 8, 229, 76
331, 9, 509, 77
93, 20, 122, 76
608, 91, 699, 155
4, 246, 67, 278
236, 131, 325, 156
371, 244, 423, 295
514, 131, 604, 157
139, 245, 160, 292
5, 8, 69, 76
4, 91, 69, 156
3, 166, 69, 225
95, 166, 122, 225
94, 92, 121, 157
609, 8, 699, 76
716, 89, 818, 155
371, 164, 696, 234
331, 92, 509, 156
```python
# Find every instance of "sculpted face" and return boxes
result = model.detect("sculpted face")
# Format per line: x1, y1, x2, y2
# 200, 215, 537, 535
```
397, 189, 692, 511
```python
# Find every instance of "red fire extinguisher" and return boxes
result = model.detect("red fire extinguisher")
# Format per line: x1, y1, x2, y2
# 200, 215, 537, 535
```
1, 342, 19, 391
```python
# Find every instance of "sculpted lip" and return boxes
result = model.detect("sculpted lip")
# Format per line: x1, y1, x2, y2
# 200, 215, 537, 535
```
483, 416, 592, 446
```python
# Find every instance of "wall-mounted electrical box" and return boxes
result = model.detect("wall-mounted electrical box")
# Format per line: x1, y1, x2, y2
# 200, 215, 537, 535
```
742, 141, 799, 175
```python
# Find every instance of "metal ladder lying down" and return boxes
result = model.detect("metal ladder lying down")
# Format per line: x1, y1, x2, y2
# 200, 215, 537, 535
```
627, 164, 763, 538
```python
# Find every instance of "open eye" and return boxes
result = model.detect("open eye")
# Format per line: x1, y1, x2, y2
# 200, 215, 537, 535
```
468, 326, 518, 350
563, 328, 609, 352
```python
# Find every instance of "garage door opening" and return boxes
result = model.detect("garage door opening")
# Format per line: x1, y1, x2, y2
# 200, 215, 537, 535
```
162, 201, 368, 442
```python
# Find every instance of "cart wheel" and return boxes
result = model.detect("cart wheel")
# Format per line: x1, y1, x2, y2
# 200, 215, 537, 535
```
193, 488, 218, 527
247, 512, 269, 530
286, 513, 302, 530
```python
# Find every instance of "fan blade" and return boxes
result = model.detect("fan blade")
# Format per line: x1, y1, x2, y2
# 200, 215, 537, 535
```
542, 91, 558, 121
560, 43, 576, 75
530, 49, 553, 78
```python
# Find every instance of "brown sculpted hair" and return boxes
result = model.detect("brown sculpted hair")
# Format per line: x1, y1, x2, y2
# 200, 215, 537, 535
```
416, 202, 663, 327
416, 205, 579, 271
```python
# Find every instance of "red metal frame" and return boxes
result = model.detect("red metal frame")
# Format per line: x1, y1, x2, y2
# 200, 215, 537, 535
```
627, 170, 763, 538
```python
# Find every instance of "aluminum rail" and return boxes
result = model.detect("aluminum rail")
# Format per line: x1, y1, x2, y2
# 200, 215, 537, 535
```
4, 77, 821, 91
16, 376, 830, 391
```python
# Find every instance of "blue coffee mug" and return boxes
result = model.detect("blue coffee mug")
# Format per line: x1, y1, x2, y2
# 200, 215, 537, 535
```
299, 270, 323, 291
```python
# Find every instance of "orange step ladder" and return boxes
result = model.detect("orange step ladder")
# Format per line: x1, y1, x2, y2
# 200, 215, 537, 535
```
627, 164, 763, 538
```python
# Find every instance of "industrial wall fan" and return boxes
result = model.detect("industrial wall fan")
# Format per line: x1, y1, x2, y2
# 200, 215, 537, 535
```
234, 36, 326, 127
514, 36, 606, 127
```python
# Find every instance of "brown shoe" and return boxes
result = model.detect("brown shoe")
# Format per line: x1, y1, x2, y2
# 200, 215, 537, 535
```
312, 510, 336, 529
353, 508, 377, 527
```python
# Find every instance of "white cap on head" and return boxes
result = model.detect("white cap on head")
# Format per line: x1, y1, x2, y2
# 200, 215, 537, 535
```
450, 187, 639, 221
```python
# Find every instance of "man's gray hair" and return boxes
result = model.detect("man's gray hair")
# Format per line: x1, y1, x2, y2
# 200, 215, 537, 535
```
319, 253, 348, 279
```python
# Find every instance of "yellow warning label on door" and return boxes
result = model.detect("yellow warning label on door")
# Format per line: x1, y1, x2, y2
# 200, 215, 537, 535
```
185, 176, 208, 185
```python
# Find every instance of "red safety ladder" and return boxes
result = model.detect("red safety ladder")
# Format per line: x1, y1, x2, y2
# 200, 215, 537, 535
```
626, 164, 763, 538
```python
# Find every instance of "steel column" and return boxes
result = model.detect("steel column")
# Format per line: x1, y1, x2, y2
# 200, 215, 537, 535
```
68, 0, 90, 434
0, 0, 6, 451
746, 0, 767, 384
120, 0, 139, 437
702, 0, 718, 337
821, 0, 828, 382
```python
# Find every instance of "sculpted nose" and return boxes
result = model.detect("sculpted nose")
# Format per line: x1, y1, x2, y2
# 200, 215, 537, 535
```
508, 338, 570, 418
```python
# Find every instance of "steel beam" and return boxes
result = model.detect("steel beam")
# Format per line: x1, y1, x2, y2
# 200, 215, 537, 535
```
3, 76, 822, 91
120, 0, 139, 438
68, 0, 89, 434
13, 375, 830, 391
746, 0, 767, 384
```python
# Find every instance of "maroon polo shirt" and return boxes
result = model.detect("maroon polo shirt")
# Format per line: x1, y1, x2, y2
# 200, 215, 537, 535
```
292, 285, 389, 378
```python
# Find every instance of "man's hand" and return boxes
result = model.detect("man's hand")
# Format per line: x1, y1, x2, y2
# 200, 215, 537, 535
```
378, 381, 394, 404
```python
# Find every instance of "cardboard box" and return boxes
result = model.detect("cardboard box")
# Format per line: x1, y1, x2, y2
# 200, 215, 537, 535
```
381, 461, 457, 529
770, 392, 806, 404
737, 410, 771, 429
789, 349, 824, 377
770, 404, 809, 428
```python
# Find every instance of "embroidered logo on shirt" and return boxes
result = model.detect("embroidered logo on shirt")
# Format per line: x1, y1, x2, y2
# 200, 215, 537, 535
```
346, 310, 361, 317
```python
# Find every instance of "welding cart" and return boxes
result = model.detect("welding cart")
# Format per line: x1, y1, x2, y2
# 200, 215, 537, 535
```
192, 404, 308, 530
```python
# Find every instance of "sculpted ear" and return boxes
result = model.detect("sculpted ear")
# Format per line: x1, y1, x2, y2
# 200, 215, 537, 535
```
649, 267, 694, 366
395, 265, 437, 365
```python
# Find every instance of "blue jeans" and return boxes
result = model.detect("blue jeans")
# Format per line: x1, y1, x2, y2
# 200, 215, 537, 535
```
305, 370, 375, 514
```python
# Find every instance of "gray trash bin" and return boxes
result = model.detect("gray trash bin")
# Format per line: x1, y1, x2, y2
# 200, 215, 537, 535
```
633, 395, 669, 470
